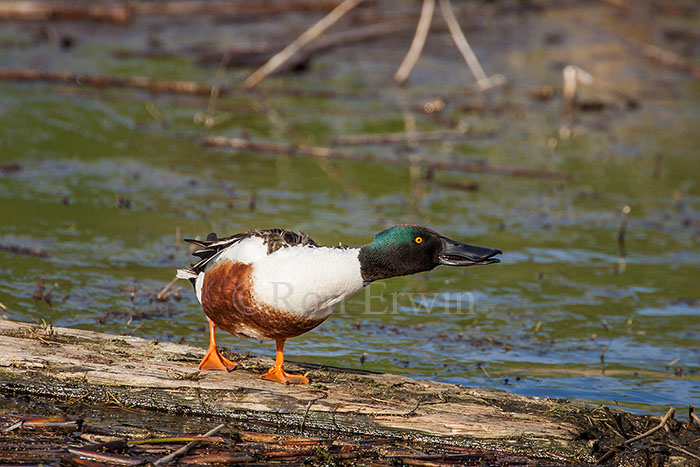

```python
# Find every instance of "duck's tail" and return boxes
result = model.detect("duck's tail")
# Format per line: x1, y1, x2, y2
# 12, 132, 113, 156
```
176, 268, 197, 280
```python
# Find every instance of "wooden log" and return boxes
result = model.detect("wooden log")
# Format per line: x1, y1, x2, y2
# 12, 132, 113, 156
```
0, 319, 657, 463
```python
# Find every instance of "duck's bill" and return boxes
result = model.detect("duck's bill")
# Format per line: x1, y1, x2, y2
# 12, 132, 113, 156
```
438, 237, 502, 266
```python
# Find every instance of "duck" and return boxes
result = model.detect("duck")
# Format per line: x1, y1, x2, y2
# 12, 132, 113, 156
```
177, 225, 501, 384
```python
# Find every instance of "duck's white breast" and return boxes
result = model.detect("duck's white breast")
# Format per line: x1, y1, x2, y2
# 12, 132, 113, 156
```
251, 245, 364, 321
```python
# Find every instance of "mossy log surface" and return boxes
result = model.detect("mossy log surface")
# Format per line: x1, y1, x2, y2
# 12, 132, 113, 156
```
0, 319, 690, 465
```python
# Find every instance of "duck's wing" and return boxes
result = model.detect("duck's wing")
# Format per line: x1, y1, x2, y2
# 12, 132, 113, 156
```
176, 229, 318, 280
252, 228, 319, 255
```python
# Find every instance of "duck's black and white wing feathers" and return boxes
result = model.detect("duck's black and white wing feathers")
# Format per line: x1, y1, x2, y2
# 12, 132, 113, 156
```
176, 229, 318, 280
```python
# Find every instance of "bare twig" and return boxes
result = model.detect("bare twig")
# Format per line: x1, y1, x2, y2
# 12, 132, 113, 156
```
0, 1, 344, 21
67, 448, 143, 465
156, 276, 179, 301
243, 0, 364, 89
434, 180, 479, 192
300, 394, 326, 434
154, 423, 226, 465
614, 205, 631, 273
22, 418, 80, 430
581, 20, 700, 79
194, 52, 233, 129
200, 19, 419, 69
395, 0, 434, 85
202, 135, 573, 180
0, 243, 50, 258
664, 441, 700, 462
598, 0, 631, 7
133, 0, 341, 16
439, 0, 492, 89
692, 414, 700, 427
636, 41, 700, 79
129, 436, 224, 445
595, 407, 675, 465
562, 65, 638, 108
0, 1, 131, 22
611, 31, 700, 79
330, 129, 490, 146
562, 64, 578, 108
2, 421, 23, 432
617, 205, 631, 258
0, 68, 217, 95
403, 398, 423, 417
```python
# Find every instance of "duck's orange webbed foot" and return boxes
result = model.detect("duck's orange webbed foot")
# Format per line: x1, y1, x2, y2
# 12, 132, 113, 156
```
260, 338, 308, 384
260, 366, 308, 384
199, 319, 237, 372
199, 346, 237, 372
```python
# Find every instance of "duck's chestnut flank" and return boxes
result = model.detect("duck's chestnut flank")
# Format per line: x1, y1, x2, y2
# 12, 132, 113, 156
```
177, 225, 501, 384
202, 260, 326, 342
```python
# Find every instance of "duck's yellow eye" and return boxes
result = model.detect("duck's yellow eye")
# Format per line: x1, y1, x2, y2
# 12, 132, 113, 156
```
415, 236, 423, 244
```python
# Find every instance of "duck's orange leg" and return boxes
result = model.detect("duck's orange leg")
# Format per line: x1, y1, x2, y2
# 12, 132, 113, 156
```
260, 339, 308, 384
199, 319, 237, 372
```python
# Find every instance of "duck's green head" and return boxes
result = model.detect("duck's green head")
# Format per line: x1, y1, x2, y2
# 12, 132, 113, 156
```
358, 225, 501, 283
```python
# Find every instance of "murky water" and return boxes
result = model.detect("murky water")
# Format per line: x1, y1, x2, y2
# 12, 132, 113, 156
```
0, 2, 698, 415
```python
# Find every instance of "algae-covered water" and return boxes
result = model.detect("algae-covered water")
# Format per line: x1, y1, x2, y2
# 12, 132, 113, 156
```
0, 2, 698, 415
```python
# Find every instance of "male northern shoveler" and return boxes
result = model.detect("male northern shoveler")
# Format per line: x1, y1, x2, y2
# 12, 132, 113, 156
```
177, 225, 501, 384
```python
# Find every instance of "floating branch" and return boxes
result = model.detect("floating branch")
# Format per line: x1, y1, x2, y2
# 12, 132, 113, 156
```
604, 27, 700, 79
201, 135, 573, 180
0, 1, 131, 22
243, 0, 364, 89
579, 18, 700, 79
330, 129, 493, 146
0, 68, 218, 96
0, 1, 345, 22
0, 243, 51, 258
133, 0, 342, 16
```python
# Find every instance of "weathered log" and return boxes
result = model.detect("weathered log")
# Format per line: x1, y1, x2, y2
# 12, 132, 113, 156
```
0, 319, 672, 464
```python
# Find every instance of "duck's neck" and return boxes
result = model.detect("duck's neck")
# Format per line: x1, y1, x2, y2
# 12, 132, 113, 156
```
358, 242, 437, 283
358, 243, 404, 283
